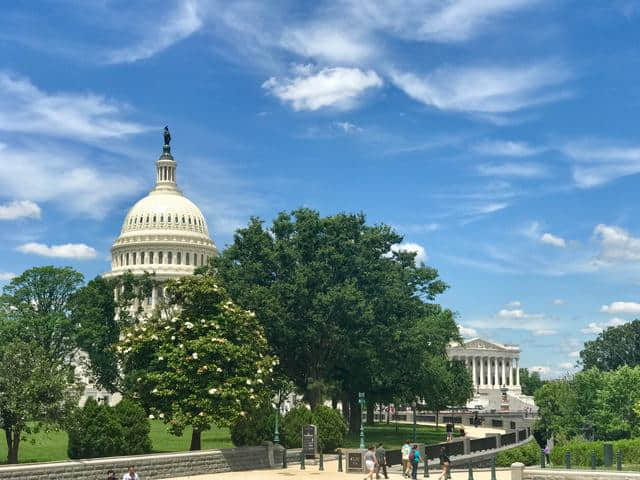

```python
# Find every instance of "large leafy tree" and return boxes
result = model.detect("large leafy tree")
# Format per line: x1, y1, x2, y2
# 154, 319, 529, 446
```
595, 365, 640, 439
580, 320, 640, 371
118, 274, 276, 450
210, 208, 457, 431
519, 368, 545, 396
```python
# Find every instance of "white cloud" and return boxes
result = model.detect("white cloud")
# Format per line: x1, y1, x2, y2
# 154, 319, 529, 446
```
559, 362, 574, 370
506, 301, 521, 308
593, 224, 640, 263
106, 0, 202, 63
569, 351, 579, 358
554, 299, 565, 305
561, 141, 640, 188
581, 317, 627, 335
477, 162, 547, 178
280, 25, 374, 63
471, 202, 509, 215
17, 242, 97, 260
0, 73, 146, 140
600, 301, 640, 315
335, 121, 362, 134
482, 308, 556, 335
0, 143, 140, 218
473, 140, 542, 157
390, 242, 427, 264
540, 232, 566, 248
0, 200, 41, 220
0, 272, 16, 281
263, 67, 383, 111
530, 365, 550, 375
458, 324, 478, 338
497, 309, 526, 319
390, 61, 571, 115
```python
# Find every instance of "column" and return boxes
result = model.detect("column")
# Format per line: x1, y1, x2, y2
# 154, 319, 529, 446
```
472, 356, 477, 387
509, 358, 514, 386
480, 355, 484, 387
501, 356, 506, 386
487, 357, 492, 388
494, 357, 499, 388
516, 358, 521, 386
151, 286, 157, 307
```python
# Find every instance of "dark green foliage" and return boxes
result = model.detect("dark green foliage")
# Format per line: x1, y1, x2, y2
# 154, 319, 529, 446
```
520, 368, 545, 396
282, 405, 313, 449
312, 406, 348, 452
230, 405, 275, 446
580, 320, 640, 371
496, 440, 540, 466
67, 398, 151, 459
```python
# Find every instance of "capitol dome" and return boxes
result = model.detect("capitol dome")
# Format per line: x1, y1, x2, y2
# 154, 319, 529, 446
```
105, 131, 217, 282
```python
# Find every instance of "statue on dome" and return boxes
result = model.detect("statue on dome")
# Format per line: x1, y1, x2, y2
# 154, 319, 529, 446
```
163, 126, 171, 146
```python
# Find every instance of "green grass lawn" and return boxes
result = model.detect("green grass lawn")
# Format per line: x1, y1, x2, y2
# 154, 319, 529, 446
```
0, 421, 232, 465
0, 421, 445, 464
344, 423, 449, 450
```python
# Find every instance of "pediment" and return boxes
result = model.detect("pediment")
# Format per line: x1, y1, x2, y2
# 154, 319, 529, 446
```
463, 338, 510, 351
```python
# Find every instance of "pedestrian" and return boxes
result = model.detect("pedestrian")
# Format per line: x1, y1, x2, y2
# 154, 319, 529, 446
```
122, 465, 139, 480
544, 445, 550, 465
401, 439, 412, 478
459, 427, 465, 437
438, 447, 450, 480
410, 444, 421, 480
364, 445, 377, 480
375, 442, 388, 479
107, 470, 117, 480
446, 422, 453, 442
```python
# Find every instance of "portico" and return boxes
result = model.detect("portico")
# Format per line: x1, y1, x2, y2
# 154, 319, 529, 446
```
447, 338, 521, 391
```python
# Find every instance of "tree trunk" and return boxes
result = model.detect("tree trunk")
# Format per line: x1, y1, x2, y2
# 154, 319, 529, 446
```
349, 394, 360, 434
341, 391, 351, 425
189, 429, 202, 451
366, 401, 375, 426
435, 410, 439, 430
6, 426, 19, 464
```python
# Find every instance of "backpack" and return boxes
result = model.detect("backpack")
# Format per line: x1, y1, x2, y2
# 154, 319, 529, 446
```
409, 451, 416, 462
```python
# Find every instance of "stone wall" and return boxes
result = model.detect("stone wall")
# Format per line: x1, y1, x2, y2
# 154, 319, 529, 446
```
0, 444, 275, 480
522, 468, 640, 479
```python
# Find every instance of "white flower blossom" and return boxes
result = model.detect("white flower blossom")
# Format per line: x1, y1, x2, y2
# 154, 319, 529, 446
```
208, 388, 218, 394
126, 333, 133, 338
216, 367, 222, 372
185, 322, 194, 329
171, 335, 176, 341
171, 317, 178, 323
199, 411, 205, 417
158, 356, 164, 361
179, 344, 184, 349
164, 326, 171, 330
159, 413, 165, 419
192, 352, 198, 360
257, 379, 263, 384
148, 414, 155, 419
152, 388, 158, 394
246, 379, 252, 385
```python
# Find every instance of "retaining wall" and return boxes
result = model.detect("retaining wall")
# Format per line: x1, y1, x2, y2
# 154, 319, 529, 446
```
522, 468, 640, 479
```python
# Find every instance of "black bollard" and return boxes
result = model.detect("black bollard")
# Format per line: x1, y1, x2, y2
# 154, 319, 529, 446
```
591, 450, 596, 470
541, 449, 546, 468
424, 458, 429, 478
338, 451, 343, 472
282, 447, 287, 469
565, 451, 571, 470
491, 456, 497, 480
617, 450, 622, 471
467, 462, 474, 480
300, 451, 305, 470
319, 452, 324, 471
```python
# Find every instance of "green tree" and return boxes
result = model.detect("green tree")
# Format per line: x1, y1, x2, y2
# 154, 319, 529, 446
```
580, 320, 640, 371
534, 379, 579, 441
0, 340, 80, 463
519, 368, 545, 396
595, 365, 640, 439
118, 273, 276, 450
210, 208, 454, 433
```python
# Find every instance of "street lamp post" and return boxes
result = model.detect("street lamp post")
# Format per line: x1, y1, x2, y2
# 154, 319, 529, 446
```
273, 391, 281, 444
412, 400, 417, 443
359, 392, 366, 449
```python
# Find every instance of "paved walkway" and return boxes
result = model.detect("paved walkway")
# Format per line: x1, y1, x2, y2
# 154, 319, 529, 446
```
163, 461, 512, 480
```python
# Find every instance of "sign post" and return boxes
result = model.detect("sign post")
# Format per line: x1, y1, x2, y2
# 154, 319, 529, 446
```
302, 424, 318, 459
359, 392, 366, 449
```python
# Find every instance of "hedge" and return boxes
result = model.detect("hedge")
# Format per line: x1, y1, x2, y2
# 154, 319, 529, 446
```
230, 405, 276, 447
550, 438, 640, 466
496, 439, 540, 467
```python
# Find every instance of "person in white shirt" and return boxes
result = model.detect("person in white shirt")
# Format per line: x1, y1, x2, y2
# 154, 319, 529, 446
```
122, 465, 139, 480
401, 440, 412, 478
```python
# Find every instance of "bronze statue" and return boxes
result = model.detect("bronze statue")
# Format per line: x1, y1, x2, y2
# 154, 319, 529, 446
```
163, 126, 171, 146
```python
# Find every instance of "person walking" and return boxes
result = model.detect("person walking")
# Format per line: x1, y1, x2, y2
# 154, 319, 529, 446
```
438, 447, 450, 480
544, 445, 550, 465
122, 465, 139, 480
401, 439, 412, 478
364, 445, 378, 480
107, 470, 117, 480
375, 442, 388, 479
410, 444, 422, 480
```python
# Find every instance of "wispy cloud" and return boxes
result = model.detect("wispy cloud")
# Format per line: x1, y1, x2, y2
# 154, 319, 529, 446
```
600, 301, 640, 314
473, 140, 543, 157
540, 232, 566, 247
581, 317, 627, 334
17, 242, 98, 259
334, 121, 362, 134
469, 308, 557, 335
390, 61, 571, 115
0, 73, 146, 140
263, 66, 383, 111
458, 324, 478, 338
477, 162, 547, 178
562, 141, 640, 188
105, 0, 202, 64
0, 200, 41, 220
280, 24, 374, 63
593, 224, 640, 263
0, 272, 16, 282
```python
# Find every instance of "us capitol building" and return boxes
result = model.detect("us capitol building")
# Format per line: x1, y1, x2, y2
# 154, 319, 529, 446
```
79, 128, 217, 405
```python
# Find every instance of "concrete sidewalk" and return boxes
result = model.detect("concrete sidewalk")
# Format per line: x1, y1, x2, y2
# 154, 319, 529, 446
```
163, 461, 511, 480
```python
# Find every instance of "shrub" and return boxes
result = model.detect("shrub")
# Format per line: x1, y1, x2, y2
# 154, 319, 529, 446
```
113, 398, 152, 454
67, 398, 152, 459
496, 439, 541, 467
230, 405, 275, 446
282, 405, 313, 449
312, 405, 348, 453
67, 399, 123, 459
550, 437, 640, 467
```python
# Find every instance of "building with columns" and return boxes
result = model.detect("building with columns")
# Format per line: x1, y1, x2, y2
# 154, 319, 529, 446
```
77, 131, 218, 406
447, 338, 536, 411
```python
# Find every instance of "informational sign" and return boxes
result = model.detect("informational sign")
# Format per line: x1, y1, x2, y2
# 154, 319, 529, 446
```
302, 424, 317, 457
348, 452, 363, 471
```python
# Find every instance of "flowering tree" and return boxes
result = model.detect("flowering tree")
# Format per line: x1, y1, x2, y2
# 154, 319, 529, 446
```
118, 274, 276, 450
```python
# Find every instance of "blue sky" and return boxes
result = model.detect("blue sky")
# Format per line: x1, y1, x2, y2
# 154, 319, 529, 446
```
2, 1, 640, 378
